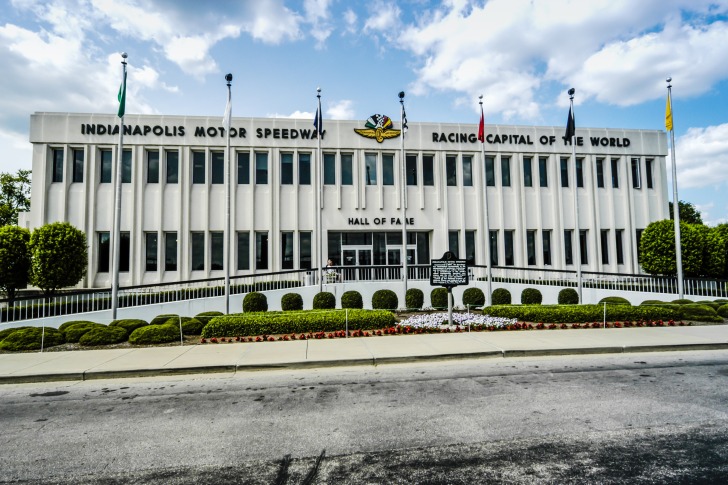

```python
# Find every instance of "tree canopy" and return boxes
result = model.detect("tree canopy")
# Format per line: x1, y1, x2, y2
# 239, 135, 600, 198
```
668, 200, 703, 225
29, 222, 87, 296
0, 225, 31, 304
0, 170, 31, 227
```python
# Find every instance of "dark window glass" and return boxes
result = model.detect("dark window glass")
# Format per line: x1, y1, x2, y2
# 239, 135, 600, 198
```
462, 155, 473, 187
122, 150, 132, 184
423, 155, 435, 186
527, 230, 536, 265
52, 148, 64, 182
256, 231, 268, 269
485, 156, 495, 186
611, 158, 619, 188
324, 153, 335, 185
145, 232, 158, 271
299, 153, 311, 185
542, 230, 552, 265
237, 231, 249, 270
120, 232, 130, 272
596, 158, 604, 188
416, 232, 429, 265
646, 159, 653, 189
406, 154, 417, 186
504, 230, 514, 266
631, 158, 641, 188
211, 151, 224, 184
601, 230, 609, 265
365, 153, 377, 185
560, 157, 569, 187
237, 152, 250, 184
489, 230, 498, 266
147, 150, 159, 184
501, 156, 511, 187
382, 154, 394, 185
576, 158, 584, 187
372, 232, 386, 265
72, 149, 84, 183
615, 229, 624, 265
191, 232, 204, 271
256, 152, 268, 184
192, 152, 205, 184
328, 232, 342, 263
341, 154, 353, 185
465, 230, 475, 265
299, 232, 312, 269
100, 150, 112, 184
210, 232, 223, 270
579, 230, 588, 265
564, 229, 573, 265
446, 155, 457, 186
523, 157, 532, 187
539, 156, 548, 187
281, 232, 294, 269
448, 231, 459, 257
166, 151, 179, 184
281, 153, 293, 185
636, 229, 644, 263
165, 232, 177, 271
98, 232, 110, 273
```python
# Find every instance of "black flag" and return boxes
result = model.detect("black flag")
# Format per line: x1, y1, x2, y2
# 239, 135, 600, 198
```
565, 106, 575, 140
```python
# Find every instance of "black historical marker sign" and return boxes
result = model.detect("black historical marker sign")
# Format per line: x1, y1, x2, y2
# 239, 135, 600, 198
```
430, 251, 469, 288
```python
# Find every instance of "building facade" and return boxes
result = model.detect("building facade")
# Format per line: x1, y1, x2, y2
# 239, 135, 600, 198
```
26, 112, 669, 289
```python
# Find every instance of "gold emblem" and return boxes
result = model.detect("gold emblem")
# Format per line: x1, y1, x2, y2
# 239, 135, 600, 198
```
354, 114, 401, 143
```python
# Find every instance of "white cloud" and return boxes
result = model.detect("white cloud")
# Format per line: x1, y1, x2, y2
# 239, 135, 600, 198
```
673, 123, 728, 189
343, 9, 357, 34
269, 111, 315, 119
303, 0, 334, 46
364, 0, 401, 41
327, 100, 355, 120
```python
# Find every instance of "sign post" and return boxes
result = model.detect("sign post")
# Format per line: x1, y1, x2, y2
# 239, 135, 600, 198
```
430, 251, 469, 326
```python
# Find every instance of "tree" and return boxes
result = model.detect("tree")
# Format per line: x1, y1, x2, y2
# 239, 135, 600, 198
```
711, 223, 728, 278
640, 220, 705, 276
0, 170, 31, 227
668, 200, 703, 225
29, 222, 87, 297
0, 225, 31, 305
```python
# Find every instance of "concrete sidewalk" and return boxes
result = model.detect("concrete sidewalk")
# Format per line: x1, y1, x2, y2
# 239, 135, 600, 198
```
1, 325, 728, 384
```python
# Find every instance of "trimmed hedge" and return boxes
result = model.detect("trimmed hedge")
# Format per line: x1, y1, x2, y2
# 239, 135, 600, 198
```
160, 316, 205, 335
64, 322, 106, 343
372, 289, 398, 310
129, 323, 179, 345
640, 300, 665, 305
680, 304, 722, 322
0, 327, 65, 351
243, 292, 268, 312
341, 291, 363, 309
718, 304, 728, 318
558, 288, 579, 305
483, 304, 682, 323
521, 288, 543, 305
313, 292, 336, 309
598, 296, 631, 306
462, 288, 485, 308
430, 288, 448, 309
150, 314, 178, 326
281, 293, 304, 311
491, 288, 511, 305
202, 309, 396, 337
79, 326, 128, 346
695, 300, 721, 310
405, 288, 424, 310
195, 312, 224, 325
0, 326, 30, 342
109, 319, 148, 334
58, 320, 96, 333
671, 299, 693, 305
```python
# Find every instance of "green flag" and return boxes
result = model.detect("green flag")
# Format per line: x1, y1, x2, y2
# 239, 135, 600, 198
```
117, 71, 126, 118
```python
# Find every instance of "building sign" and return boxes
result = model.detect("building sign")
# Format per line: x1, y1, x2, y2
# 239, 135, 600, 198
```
354, 114, 402, 143
347, 217, 414, 226
430, 251, 468, 289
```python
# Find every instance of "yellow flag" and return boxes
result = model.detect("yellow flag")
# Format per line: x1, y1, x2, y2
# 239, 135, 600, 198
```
665, 91, 673, 131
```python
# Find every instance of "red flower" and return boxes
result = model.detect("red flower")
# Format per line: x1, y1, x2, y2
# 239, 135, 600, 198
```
210, 337, 218, 343
200, 338, 207, 343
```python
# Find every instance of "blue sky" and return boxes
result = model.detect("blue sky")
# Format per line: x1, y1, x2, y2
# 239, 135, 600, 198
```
2, 0, 728, 224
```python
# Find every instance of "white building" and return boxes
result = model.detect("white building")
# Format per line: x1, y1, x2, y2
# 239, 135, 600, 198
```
25, 112, 668, 289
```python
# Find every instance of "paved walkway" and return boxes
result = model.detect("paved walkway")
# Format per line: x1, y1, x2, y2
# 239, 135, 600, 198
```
1, 325, 728, 384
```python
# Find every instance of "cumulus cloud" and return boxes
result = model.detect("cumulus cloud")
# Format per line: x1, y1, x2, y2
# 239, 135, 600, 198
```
270, 110, 315, 119
327, 99, 355, 120
673, 123, 728, 189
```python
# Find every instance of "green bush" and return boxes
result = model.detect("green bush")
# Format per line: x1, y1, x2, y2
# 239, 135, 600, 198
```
484, 304, 681, 323
695, 300, 721, 310
430, 288, 448, 309
679, 304, 722, 322
405, 288, 424, 310
195, 312, 224, 325
0, 327, 65, 351
202, 309, 396, 338
640, 300, 665, 305
313, 291, 336, 309
129, 323, 179, 345
462, 288, 485, 308
521, 288, 543, 305
109, 319, 148, 334
160, 317, 205, 335
64, 322, 106, 343
341, 291, 363, 309
58, 320, 96, 333
558, 288, 579, 305
281, 293, 304, 311
79, 326, 127, 346
0, 326, 30, 342
243, 292, 268, 312
491, 288, 511, 305
717, 304, 728, 318
671, 299, 693, 305
598, 296, 631, 306
372, 289, 398, 310
150, 314, 178, 326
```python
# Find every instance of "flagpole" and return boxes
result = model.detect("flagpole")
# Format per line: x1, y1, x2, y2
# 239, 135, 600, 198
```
111, 52, 127, 320
316, 88, 323, 293
224, 73, 233, 314
479, 95, 493, 304
666, 77, 684, 299
399, 92, 408, 294
568, 88, 583, 303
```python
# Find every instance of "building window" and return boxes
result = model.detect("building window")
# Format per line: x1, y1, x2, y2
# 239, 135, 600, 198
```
485, 156, 495, 186
281, 153, 293, 185
416, 232, 430, 264
564, 229, 573, 265
527, 230, 536, 265
237, 231, 249, 270
299, 231, 312, 269
255, 152, 268, 184
523, 156, 532, 187
145, 232, 158, 271
237, 152, 250, 184
365, 153, 377, 185
256, 231, 269, 269
192, 152, 205, 184
539, 156, 548, 187
341, 153, 353, 185
448, 230, 459, 257
52, 148, 64, 182
504, 230, 514, 266
120, 232, 130, 272
147, 150, 159, 184
631, 158, 641, 188
600, 229, 609, 265
560, 157, 569, 187
165, 232, 177, 271
299, 153, 311, 185
382, 154, 394, 185
281, 231, 294, 270
211, 151, 224, 184
210, 232, 223, 270
72, 149, 84, 183
461, 155, 472, 187
465, 230, 475, 265
542, 230, 552, 266
596, 158, 604, 188
501, 156, 511, 187
489, 230, 498, 266
406, 154, 417, 186
645, 159, 654, 189
324, 153, 335, 185
191, 232, 205, 271
615, 229, 624, 265
122, 150, 132, 184
446, 155, 457, 186
576, 158, 584, 187
100, 149, 112, 184
636, 228, 644, 263
423, 155, 435, 186
166, 150, 178, 184
98, 232, 110, 273
579, 230, 588, 265
611, 158, 619, 188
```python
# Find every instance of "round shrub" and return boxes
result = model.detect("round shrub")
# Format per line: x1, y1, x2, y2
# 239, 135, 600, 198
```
58, 320, 95, 333
109, 319, 148, 334
521, 288, 543, 305
0, 326, 30, 342
671, 299, 693, 305
313, 291, 336, 310
430, 288, 448, 309
558, 288, 579, 305
0, 327, 65, 351
491, 288, 511, 305
405, 288, 424, 310
372, 289, 398, 310
598, 296, 631, 306
718, 304, 728, 318
64, 322, 106, 343
243, 292, 268, 312
160, 317, 205, 335
696, 300, 721, 310
129, 324, 179, 345
341, 291, 363, 309
640, 299, 665, 306
281, 293, 304, 311
462, 288, 485, 308
195, 312, 224, 325
79, 326, 127, 346
150, 314, 178, 326
680, 304, 722, 322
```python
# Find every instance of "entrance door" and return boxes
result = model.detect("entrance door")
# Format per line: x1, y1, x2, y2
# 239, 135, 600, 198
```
387, 248, 401, 279
342, 247, 372, 281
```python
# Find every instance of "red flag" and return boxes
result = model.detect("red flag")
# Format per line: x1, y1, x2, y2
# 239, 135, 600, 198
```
478, 105, 485, 142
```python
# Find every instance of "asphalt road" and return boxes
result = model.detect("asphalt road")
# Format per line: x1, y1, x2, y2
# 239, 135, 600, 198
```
1, 350, 727, 484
